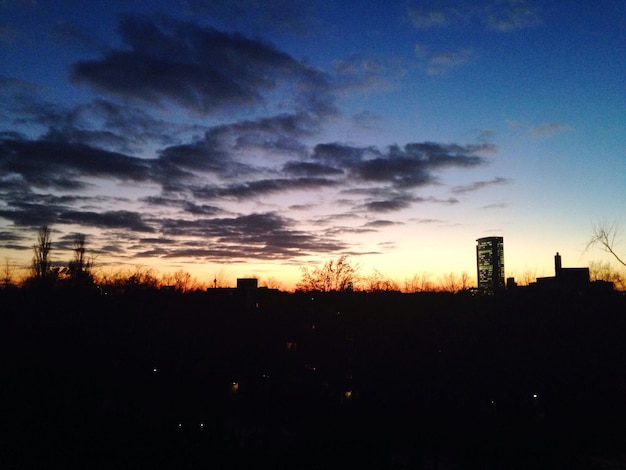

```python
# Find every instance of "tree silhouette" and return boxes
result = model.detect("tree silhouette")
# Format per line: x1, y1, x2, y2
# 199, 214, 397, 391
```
297, 255, 359, 292
586, 220, 626, 269
2, 257, 16, 288
63, 233, 95, 289
28, 226, 57, 288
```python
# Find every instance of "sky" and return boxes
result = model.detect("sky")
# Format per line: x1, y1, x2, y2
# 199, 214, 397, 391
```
1, 0, 625, 289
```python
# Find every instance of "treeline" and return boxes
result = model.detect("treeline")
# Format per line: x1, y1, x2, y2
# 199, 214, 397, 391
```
3, 226, 625, 293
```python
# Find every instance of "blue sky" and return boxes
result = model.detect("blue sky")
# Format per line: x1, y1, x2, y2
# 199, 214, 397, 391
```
1, 0, 624, 289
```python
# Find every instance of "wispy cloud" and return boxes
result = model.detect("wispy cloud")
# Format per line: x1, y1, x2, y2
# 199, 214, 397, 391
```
414, 44, 473, 75
507, 120, 571, 137
408, 0, 541, 32
530, 122, 571, 137
451, 176, 511, 194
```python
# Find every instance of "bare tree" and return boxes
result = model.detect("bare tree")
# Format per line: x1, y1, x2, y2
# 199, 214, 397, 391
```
297, 255, 360, 292
28, 225, 59, 288
586, 220, 626, 269
168, 269, 199, 293
518, 268, 538, 286
440, 272, 461, 293
64, 233, 95, 288
404, 272, 434, 293
589, 260, 625, 291
459, 272, 472, 290
126, 265, 160, 291
260, 276, 282, 290
31, 226, 52, 280
2, 257, 16, 288
364, 268, 399, 292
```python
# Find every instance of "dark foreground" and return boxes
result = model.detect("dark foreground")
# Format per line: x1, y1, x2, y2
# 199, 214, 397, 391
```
1, 288, 625, 469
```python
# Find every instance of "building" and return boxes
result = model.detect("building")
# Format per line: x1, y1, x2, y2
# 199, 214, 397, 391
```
532, 252, 597, 293
236, 278, 258, 290
476, 236, 505, 294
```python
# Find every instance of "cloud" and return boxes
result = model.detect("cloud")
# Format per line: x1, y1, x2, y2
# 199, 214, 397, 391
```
58, 210, 155, 232
282, 161, 344, 177
159, 212, 347, 260
507, 120, 571, 137
71, 15, 332, 116
0, 10, 502, 270
312, 141, 490, 189
408, 5, 458, 29
451, 176, 511, 194
184, 0, 320, 37
363, 219, 401, 228
414, 44, 473, 75
408, 1, 541, 32
531, 122, 571, 137
483, 0, 541, 32
192, 177, 338, 200
481, 202, 509, 209
0, 135, 153, 190
358, 194, 458, 213
351, 110, 383, 131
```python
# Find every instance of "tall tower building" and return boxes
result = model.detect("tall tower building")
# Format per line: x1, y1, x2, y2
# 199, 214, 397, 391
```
476, 236, 505, 294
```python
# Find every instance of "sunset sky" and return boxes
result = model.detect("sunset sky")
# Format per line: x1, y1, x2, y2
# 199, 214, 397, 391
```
1, 0, 625, 289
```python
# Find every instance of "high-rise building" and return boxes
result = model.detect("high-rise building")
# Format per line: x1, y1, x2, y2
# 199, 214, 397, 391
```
476, 236, 505, 294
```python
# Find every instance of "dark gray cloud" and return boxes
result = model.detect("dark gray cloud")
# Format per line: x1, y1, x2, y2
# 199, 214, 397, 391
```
191, 177, 337, 200
71, 15, 332, 116
363, 219, 401, 228
157, 112, 319, 178
0, 135, 153, 189
159, 212, 346, 260
58, 210, 155, 232
312, 141, 490, 189
360, 194, 458, 213
0, 192, 81, 228
282, 161, 344, 177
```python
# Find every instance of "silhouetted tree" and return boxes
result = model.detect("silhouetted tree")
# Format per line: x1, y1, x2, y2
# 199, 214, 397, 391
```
161, 269, 201, 292
440, 272, 461, 293
364, 268, 399, 292
63, 233, 95, 289
2, 257, 16, 289
589, 260, 625, 290
125, 265, 160, 292
28, 226, 58, 288
260, 276, 282, 290
586, 220, 626, 269
297, 255, 359, 292
404, 272, 434, 292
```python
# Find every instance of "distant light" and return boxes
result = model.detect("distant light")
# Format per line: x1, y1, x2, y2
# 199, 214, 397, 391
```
490, 400, 495, 405
199, 422, 204, 428
532, 394, 538, 399
178, 423, 182, 428
153, 368, 158, 373
344, 390, 352, 399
